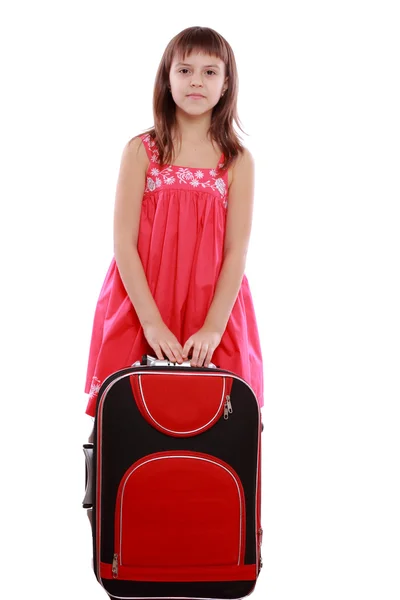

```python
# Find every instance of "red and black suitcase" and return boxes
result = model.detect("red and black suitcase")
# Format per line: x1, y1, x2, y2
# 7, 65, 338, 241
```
83, 355, 263, 599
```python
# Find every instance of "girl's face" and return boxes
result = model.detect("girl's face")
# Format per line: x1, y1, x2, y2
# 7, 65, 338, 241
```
169, 51, 228, 116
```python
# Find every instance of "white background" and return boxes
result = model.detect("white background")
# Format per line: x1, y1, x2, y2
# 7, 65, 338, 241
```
1, 1, 399, 598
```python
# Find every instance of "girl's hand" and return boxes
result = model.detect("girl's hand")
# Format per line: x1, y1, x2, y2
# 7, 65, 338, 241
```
182, 326, 222, 367
143, 320, 185, 363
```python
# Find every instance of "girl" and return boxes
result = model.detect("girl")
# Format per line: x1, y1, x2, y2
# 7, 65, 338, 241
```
84, 25, 264, 422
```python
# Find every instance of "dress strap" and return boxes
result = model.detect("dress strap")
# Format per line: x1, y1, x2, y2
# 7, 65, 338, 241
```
139, 133, 158, 163
217, 151, 225, 169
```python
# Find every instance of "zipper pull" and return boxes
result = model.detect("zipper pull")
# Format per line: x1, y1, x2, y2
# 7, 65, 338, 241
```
257, 527, 263, 574
224, 402, 229, 420
112, 553, 119, 578
258, 527, 263, 545
224, 395, 233, 420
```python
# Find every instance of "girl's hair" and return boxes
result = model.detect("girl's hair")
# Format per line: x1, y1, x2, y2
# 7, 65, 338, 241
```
137, 26, 246, 171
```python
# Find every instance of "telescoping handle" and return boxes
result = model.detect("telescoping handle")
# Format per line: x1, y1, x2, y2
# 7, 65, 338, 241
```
133, 355, 217, 368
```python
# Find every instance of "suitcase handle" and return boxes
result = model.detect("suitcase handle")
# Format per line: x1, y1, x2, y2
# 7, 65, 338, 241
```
82, 443, 94, 509
134, 355, 217, 368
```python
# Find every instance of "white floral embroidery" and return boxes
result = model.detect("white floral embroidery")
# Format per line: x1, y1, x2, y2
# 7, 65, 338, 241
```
215, 178, 226, 196
89, 376, 101, 401
147, 177, 156, 191
142, 133, 228, 203
176, 168, 194, 182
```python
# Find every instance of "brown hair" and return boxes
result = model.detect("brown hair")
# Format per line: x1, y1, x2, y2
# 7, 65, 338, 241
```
135, 26, 247, 171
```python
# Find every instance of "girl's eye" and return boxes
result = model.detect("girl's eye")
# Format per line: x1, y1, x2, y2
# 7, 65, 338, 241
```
178, 69, 216, 76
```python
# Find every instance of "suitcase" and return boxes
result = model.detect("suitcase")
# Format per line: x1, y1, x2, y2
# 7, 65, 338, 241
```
83, 355, 263, 599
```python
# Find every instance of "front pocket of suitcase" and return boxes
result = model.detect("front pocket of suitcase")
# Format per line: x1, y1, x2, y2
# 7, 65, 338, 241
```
112, 450, 246, 578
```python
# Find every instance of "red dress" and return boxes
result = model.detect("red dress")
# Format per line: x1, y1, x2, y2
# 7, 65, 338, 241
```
84, 133, 264, 416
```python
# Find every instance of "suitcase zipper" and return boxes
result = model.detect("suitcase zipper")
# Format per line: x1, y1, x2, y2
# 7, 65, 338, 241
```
223, 395, 233, 420
257, 526, 263, 573
112, 553, 119, 578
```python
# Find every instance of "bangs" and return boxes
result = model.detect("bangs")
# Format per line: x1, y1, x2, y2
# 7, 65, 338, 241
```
168, 27, 229, 67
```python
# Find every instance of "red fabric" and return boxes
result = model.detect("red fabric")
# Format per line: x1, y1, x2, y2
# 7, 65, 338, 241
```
114, 450, 246, 570
130, 373, 233, 436
84, 133, 264, 416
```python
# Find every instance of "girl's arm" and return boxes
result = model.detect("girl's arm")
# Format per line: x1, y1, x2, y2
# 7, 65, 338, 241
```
203, 147, 255, 335
113, 137, 162, 328
113, 137, 184, 362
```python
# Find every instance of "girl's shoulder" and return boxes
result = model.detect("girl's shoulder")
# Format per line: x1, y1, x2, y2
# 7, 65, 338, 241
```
115, 134, 150, 185
229, 146, 254, 189
232, 146, 254, 171
128, 131, 158, 164
233, 145, 253, 163
123, 133, 152, 164
126, 132, 150, 150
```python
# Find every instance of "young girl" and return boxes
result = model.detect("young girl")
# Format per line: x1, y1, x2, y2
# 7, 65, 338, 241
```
84, 25, 264, 422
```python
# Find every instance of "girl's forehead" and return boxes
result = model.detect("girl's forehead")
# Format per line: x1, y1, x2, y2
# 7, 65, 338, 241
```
172, 50, 224, 66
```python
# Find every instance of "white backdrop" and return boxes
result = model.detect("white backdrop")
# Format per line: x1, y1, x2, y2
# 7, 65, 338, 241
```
1, 1, 399, 598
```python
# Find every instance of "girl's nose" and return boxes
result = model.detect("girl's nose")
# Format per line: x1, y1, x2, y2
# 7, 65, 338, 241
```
190, 75, 203, 87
